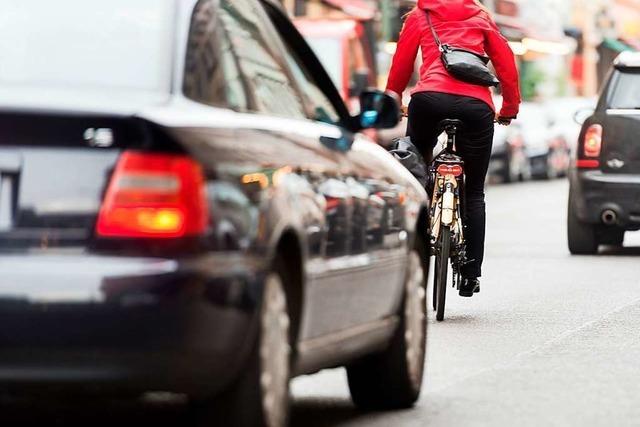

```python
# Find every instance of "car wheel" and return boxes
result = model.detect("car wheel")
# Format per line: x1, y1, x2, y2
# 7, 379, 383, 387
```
502, 152, 515, 183
194, 272, 291, 427
567, 189, 598, 255
346, 240, 427, 409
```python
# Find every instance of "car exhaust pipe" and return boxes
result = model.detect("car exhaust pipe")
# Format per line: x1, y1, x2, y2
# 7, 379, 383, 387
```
601, 209, 618, 226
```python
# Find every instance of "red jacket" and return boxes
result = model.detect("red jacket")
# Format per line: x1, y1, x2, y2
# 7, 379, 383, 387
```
386, 0, 521, 118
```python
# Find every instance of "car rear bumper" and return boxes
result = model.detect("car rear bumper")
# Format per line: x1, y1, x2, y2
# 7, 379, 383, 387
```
529, 151, 549, 177
570, 169, 640, 229
0, 252, 266, 397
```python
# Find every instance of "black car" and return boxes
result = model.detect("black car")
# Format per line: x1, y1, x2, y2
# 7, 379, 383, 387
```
0, 0, 430, 425
568, 52, 640, 254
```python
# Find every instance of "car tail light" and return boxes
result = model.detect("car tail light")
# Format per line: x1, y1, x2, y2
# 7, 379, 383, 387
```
582, 124, 602, 159
96, 151, 208, 238
325, 196, 341, 212
576, 159, 600, 169
437, 164, 463, 177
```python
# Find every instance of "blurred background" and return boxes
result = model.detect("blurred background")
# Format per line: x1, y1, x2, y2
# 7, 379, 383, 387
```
282, 0, 640, 182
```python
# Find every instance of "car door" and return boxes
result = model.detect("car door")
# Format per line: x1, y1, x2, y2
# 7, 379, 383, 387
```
259, 1, 408, 341
190, 0, 370, 342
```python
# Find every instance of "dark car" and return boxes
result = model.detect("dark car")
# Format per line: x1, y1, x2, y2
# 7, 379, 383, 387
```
0, 0, 430, 425
568, 52, 640, 254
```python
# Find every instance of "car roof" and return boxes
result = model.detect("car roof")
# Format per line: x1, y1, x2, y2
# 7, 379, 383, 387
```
614, 51, 640, 69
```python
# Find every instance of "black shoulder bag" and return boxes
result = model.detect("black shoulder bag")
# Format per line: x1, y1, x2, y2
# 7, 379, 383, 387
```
426, 11, 499, 87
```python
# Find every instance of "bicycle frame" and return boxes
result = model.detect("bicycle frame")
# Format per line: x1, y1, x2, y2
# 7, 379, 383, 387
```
429, 128, 467, 282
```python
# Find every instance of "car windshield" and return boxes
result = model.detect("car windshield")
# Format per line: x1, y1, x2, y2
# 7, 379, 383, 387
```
0, 0, 175, 94
305, 36, 343, 92
609, 70, 640, 109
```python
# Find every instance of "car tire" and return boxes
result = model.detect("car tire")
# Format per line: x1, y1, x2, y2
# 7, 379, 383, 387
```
346, 238, 427, 410
194, 271, 291, 427
502, 153, 515, 183
567, 189, 598, 255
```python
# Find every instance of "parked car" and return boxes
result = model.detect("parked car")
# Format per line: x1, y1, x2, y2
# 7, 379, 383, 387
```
489, 117, 530, 183
0, 0, 430, 426
568, 52, 640, 254
544, 96, 597, 159
516, 103, 571, 179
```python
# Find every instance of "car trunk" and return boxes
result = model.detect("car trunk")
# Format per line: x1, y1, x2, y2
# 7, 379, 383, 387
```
601, 114, 640, 174
602, 69, 640, 174
0, 111, 175, 250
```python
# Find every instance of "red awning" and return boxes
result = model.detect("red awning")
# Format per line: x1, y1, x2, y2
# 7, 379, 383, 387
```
322, 0, 376, 20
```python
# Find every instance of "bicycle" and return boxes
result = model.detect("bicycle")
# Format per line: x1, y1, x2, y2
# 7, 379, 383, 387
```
429, 119, 468, 322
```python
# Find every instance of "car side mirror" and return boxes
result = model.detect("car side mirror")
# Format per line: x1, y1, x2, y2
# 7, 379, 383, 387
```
574, 107, 594, 125
357, 90, 401, 130
349, 70, 369, 98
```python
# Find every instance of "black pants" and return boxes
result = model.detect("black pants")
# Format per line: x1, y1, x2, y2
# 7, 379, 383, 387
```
407, 91, 494, 278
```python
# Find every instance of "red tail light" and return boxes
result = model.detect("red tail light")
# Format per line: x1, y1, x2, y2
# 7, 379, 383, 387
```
576, 159, 600, 169
96, 151, 208, 238
437, 164, 463, 177
580, 124, 602, 167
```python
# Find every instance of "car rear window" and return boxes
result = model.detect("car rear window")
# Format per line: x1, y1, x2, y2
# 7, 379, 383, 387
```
608, 70, 640, 109
0, 0, 175, 94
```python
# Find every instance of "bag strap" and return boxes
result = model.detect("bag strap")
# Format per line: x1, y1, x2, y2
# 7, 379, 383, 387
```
425, 10, 448, 52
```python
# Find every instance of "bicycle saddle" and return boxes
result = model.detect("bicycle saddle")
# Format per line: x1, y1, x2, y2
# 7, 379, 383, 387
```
438, 119, 464, 134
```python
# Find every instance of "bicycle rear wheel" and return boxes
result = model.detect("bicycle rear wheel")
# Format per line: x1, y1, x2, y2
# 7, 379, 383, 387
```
432, 257, 438, 311
434, 225, 450, 321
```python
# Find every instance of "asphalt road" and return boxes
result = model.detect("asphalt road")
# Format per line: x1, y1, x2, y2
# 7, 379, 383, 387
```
4, 179, 640, 426
291, 178, 640, 427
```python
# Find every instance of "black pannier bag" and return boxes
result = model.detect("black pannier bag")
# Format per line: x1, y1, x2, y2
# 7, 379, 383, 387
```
389, 136, 429, 188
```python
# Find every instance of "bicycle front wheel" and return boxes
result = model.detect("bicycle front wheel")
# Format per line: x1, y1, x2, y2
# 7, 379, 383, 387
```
434, 225, 450, 322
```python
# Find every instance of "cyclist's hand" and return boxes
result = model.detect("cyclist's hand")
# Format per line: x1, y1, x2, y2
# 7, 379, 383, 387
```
495, 114, 514, 125
401, 105, 409, 117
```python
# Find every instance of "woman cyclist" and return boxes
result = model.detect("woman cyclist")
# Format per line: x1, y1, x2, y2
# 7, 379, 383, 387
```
386, 0, 520, 297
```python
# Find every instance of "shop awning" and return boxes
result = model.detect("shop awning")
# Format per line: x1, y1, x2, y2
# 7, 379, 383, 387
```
602, 37, 636, 53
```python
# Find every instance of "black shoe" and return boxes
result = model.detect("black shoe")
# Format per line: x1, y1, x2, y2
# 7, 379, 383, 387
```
459, 278, 480, 297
